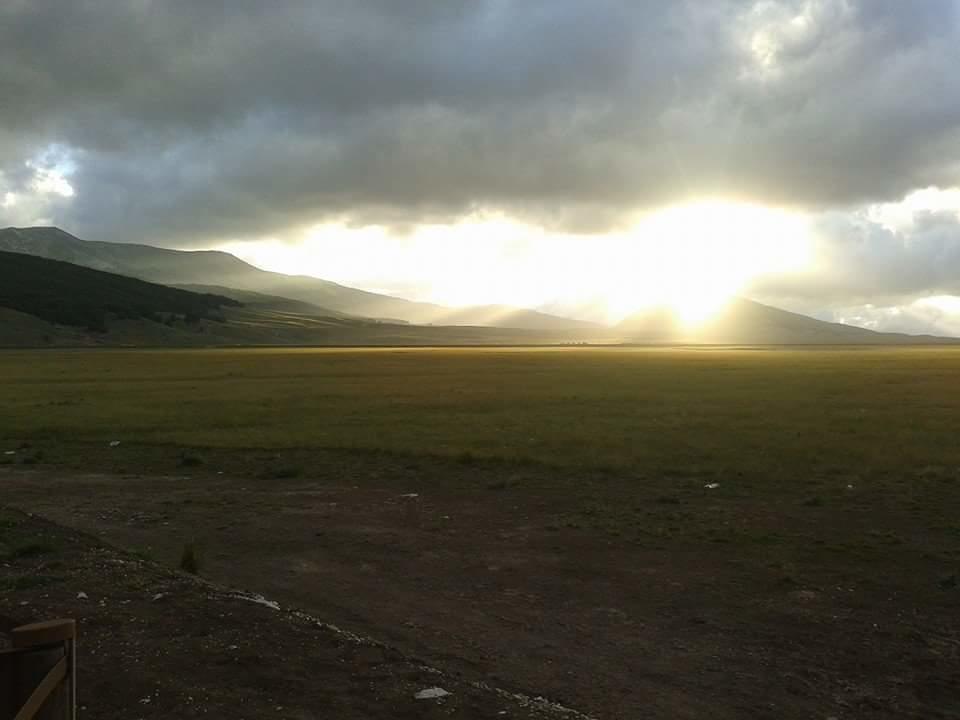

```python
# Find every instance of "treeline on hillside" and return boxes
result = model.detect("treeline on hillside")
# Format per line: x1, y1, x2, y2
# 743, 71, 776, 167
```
0, 250, 240, 331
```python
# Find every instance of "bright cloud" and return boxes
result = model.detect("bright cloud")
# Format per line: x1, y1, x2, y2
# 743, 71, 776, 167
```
30, 166, 74, 198
867, 187, 960, 232
0, 144, 77, 226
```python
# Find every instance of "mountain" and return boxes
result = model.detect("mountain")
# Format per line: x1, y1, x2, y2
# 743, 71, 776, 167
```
0, 251, 614, 347
173, 285, 589, 330
171, 284, 360, 319
420, 304, 600, 330
0, 227, 598, 329
618, 298, 955, 344
613, 307, 680, 342
3, 227, 952, 346
0, 250, 238, 331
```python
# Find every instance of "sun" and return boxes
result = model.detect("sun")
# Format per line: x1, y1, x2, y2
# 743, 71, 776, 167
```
603, 201, 812, 325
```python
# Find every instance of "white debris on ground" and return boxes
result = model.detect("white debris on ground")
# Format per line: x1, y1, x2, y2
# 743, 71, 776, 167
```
414, 687, 451, 700
473, 680, 598, 720
77, 591, 88, 600
229, 591, 281, 611
220, 590, 598, 718
109, 440, 121, 447
399, 493, 419, 499
3, 450, 15, 455
704, 483, 720, 490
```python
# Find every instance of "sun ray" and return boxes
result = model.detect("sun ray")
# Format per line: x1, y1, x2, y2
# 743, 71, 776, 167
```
220, 202, 813, 326
603, 201, 812, 325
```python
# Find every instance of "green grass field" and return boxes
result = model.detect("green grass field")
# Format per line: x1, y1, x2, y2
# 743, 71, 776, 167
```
4, 346, 960, 719
1, 346, 959, 478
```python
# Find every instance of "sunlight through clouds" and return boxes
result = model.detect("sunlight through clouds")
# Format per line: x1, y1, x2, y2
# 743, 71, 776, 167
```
30, 167, 75, 198
3, 2, 959, 336
605, 202, 812, 324
0, 144, 78, 226
220, 202, 813, 325
740, 0, 854, 80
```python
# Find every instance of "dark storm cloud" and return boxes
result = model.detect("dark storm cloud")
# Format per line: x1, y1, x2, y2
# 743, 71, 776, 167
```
1, 0, 959, 252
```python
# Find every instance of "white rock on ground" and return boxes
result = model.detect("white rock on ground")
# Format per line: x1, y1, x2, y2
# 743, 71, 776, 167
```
414, 688, 451, 700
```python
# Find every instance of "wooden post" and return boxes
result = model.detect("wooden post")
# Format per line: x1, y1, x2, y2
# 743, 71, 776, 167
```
0, 639, 17, 719
9, 619, 76, 720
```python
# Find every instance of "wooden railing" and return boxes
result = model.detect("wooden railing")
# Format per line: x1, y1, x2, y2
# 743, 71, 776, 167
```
1, 620, 76, 720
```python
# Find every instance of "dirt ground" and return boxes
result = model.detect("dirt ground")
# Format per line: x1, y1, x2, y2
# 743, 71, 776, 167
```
0, 508, 587, 720
3, 445, 960, 719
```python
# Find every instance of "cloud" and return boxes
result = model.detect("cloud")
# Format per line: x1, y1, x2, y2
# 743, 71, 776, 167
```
826, 296, 960, 337
740, 187, 960, 334
749, 191, 960, 306
2, 0, 960, 335
0, 0, 959, 247
0, 144, 75, 227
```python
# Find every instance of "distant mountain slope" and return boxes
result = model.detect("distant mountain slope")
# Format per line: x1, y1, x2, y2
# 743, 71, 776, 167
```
618, 298, 954, 344
4, 227, 950, 344
172, 283, 359, 319
0, 250, 239, 331
0, 248, 612, 347
1, 250, 949, 348
424, 304, 599, 330
0, 307, 89, 347
0, 227, 597, 329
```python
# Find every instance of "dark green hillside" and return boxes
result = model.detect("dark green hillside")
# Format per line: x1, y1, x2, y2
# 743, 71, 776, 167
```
0, 227, 599, 329
0, 250, 240, 331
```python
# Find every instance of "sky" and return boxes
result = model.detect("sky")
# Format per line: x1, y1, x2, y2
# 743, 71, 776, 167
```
2, 0, 960, 332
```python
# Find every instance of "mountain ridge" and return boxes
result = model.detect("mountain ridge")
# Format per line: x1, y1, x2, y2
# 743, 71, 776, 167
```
0, 249, 239, 331
0, 227, 599, 329
617, 297, 955, 344
0, 251, 615, 347
1, 226, 956, 345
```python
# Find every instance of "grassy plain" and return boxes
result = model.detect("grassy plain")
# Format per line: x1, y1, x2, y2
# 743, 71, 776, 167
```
2, 346, 959, 477
3, 347, 960, 718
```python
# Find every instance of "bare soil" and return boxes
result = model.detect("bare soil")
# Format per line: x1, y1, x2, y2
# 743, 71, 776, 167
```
0, 509, 586, 720
3, 444, 960, 719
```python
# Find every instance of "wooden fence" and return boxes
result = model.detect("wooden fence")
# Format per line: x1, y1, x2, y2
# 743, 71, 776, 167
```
0, 619, 76, 720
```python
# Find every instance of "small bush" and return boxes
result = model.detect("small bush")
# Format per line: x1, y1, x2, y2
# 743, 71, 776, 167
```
179, 542, 201, 574
178, 453, 203, 468
130, 548, 155, 562
456, 451, 477, 465
0, 517, 18, 532
259, 466, 302, 480
4, 540, 57, 560
1, 574, 62, 592
20, 450, 44, 465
